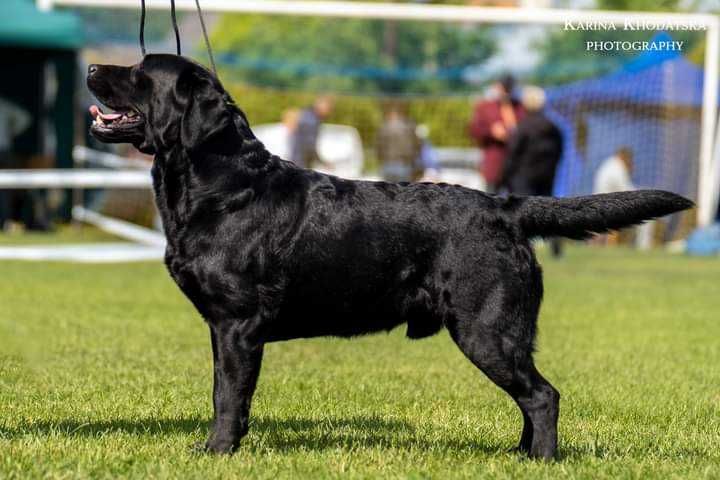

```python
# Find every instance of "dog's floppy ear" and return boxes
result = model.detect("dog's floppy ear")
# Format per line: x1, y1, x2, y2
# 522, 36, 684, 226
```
179, 70, 231, 151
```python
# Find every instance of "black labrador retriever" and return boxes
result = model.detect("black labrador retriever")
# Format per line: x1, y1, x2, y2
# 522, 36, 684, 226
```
86, 54, 692, 459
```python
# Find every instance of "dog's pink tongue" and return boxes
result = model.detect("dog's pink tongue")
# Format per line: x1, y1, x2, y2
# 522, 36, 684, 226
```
89, 105, 122, 120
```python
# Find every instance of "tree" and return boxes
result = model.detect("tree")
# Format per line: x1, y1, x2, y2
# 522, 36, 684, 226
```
72, 7, 182, 46
211, 14, 496, 95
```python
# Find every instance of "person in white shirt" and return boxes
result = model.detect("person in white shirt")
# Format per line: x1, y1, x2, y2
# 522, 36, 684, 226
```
594, 147, 635, 194
593, 147, 653, 249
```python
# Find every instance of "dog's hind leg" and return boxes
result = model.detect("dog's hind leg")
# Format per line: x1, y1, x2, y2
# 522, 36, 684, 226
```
202, 318, 264, 454
514, 404, 534, 454
517, 364, 560, 460
447, 295, 559, 460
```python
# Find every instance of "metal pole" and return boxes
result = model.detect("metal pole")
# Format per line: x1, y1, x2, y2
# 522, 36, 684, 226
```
698, 18, 720, 226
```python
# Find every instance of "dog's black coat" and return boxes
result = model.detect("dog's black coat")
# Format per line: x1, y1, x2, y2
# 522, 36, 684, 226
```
87, 54, 693, 459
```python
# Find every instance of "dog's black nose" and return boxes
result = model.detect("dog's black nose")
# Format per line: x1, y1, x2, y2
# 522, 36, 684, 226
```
88, 64, 98, 76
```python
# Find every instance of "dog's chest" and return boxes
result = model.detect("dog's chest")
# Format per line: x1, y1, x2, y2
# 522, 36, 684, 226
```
164, 246, 260, 320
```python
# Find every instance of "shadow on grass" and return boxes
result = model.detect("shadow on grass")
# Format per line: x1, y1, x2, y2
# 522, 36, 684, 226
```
6, 415, 710, 461
249, 416, 504, 455
2, 414, 502, 455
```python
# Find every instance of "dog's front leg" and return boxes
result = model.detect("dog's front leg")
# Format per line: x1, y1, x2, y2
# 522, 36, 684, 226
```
203, 319, 264, 454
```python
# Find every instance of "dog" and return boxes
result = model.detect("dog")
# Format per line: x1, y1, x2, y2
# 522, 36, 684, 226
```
87, 54, 692, 459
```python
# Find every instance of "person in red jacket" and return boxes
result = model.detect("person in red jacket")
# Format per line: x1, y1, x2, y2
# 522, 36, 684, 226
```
469, 74, 525, 193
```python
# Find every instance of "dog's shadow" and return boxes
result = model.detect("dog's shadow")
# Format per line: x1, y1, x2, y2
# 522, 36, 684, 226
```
3, 414, 502, 455
5, 415, 708, 461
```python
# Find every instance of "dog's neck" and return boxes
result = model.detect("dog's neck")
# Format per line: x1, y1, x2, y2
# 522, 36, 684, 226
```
150, 113, 277, 240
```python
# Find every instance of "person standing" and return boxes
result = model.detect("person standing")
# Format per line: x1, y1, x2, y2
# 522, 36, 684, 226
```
288, 96, 334, 169
501, 86, 564, 256
469, 74, 525, 193
0, 97, 31, 230
501, 86, 563, 196
376, 104, 421, 183
415, 124, 440, 182
593, 147, 653, 249
593, 147, 635, 195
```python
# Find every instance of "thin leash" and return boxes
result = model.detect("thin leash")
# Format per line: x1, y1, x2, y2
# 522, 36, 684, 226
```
139, 0, 217, 76
195, 0, 217, 75
139, 0, 146, 55
170, 0, 181, 55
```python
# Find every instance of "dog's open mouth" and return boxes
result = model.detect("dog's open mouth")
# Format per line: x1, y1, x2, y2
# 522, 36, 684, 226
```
90, 105, 143, 129
89, 104, 145, 143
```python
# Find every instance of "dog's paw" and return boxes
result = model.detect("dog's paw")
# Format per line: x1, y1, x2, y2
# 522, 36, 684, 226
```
190, 440, 208, 454
507, 445, 528, 455
190, 437, 238, 455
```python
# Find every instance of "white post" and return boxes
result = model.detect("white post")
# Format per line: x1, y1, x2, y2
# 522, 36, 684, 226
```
36, 0, 53, 10
710, 104, 720, 225
699, 19, 720, 226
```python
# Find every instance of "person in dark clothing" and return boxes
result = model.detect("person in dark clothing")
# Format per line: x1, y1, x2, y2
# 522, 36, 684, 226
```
501, 86, 564, 257
502, 86, 562, 195
288, 96, 334, 169
376, 104, 421, 183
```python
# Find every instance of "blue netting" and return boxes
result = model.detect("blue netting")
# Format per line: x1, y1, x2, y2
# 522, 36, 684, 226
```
546, 33, 706, 199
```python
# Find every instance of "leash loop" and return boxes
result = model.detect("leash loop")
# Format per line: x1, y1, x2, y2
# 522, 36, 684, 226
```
139, 0, 216, 78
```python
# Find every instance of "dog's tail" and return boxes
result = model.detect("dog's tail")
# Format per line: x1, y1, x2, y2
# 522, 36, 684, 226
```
513, 190, 693, 240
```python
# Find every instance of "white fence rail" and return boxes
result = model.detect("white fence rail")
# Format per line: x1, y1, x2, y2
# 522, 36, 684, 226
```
0, 169, 152, 189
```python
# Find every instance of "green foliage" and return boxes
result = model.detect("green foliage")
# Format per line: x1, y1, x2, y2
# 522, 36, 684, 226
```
209, 11, 483, 149
64, 7, 184, 45
211, 14, 495, 95
597, 0, 682, 10
1, 246, 719, 478
225, 82, 475, 150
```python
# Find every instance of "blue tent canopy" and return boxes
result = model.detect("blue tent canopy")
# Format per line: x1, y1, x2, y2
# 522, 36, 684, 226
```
549, 57, 704, 108
545, 35, 707, 199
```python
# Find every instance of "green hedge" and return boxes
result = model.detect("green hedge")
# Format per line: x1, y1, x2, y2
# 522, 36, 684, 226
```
224, 79, 476, 149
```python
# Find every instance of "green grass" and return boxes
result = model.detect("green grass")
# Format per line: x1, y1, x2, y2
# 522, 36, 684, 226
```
0, 225, 121, 246
1, 245, 719, 479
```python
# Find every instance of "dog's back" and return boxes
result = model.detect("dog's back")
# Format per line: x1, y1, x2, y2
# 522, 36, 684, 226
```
262, 172, 691, 343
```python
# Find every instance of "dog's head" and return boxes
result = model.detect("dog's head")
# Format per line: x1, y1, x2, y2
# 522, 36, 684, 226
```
87, 54, 235, 155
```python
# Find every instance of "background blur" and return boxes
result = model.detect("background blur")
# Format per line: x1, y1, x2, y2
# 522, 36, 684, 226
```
2, 4, 719, 478
0, 0, 719, 259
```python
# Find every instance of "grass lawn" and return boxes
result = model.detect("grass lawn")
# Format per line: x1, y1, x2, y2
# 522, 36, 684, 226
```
0, 225, 121, 246
1, 244, 718, 479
